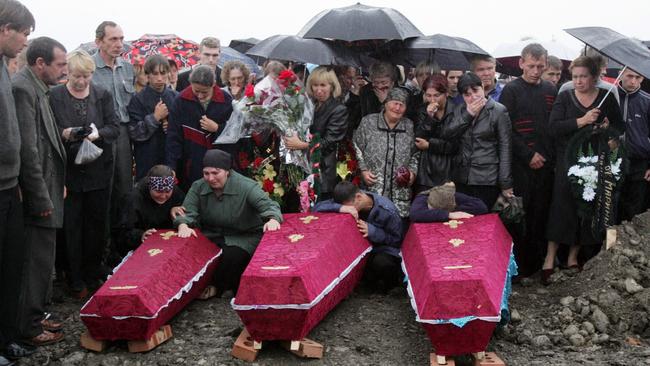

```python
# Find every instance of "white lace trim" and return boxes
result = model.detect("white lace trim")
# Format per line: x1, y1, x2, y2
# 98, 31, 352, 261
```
231, 246, 372, 311
80, 251, 222, 320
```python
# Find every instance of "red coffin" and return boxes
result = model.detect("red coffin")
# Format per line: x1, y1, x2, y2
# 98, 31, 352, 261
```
401, 214, 513, 356
80, 230, 221, 341
232, 213, 371, 341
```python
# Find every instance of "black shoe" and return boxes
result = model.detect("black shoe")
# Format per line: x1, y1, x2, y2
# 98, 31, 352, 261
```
4, 342, 36, 359
0, 355, 15, 366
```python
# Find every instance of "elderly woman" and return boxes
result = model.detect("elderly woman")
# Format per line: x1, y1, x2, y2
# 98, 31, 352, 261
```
542, 56, 623, 284
442, 73, 513, 209
49, 50, 119, 296
116, 165, 185, 256
174, 150, 283, 296
283, 66, 348, 201
220, 61, 250, 101
353, 88, 419, 218
359, 61, 398, 118
165, 65, 233, 191
413, 74, 457, 193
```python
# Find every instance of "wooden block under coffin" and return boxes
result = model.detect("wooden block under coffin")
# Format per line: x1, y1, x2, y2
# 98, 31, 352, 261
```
80, 330, 107, 352
431, 353, 456, 366
281, 338, 324, 358
474, 352, 506, 366
127, 325, 172, 353
231, 328, 259, 362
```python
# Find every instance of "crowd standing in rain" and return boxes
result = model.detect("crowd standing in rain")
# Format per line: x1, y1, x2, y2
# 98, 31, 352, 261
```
1, 0, 650, 363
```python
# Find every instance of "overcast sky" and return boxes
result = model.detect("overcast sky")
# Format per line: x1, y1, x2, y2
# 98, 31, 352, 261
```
23, 0, 650, 58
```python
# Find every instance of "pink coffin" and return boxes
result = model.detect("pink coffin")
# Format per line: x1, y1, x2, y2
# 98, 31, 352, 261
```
80, 230, 221, 341
401, 214, 513, 356
232, 213, 371, 341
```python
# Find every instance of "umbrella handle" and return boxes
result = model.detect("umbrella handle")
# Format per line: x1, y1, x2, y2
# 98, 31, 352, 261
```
596, 66, 626, 109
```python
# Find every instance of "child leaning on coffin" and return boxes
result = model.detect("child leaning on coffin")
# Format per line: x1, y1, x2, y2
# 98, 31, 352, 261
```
409, 182, 488, 223
313, 181, 404, 293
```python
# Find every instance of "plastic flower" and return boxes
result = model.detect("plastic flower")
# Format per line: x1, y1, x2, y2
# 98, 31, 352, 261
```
262, 179, 275, 193
273, 182, 285, 197
337, 161, 351, 180
583, 186, 596, 201
262, 164, 277, 180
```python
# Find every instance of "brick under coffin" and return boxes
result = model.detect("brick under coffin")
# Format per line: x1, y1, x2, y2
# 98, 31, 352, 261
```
80, 230, 221, 341
232, 213, 371, 342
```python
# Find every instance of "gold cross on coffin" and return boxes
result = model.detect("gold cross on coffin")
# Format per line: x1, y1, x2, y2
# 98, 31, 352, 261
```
449, 238, 465, 248
148, 248, 163, 257
444, 220, 464, 229
288, 234, 305, 243
160, 231, 177, 240
299, 215, 319, 224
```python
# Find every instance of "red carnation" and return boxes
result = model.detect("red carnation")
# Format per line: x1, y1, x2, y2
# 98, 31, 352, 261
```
263, 179, 274, 193
347, 159, 358, 172
244, 84, 255, 98
253, 157, 264, 169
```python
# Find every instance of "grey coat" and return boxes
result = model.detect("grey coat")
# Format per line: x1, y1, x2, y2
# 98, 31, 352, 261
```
13, 67, 66, 228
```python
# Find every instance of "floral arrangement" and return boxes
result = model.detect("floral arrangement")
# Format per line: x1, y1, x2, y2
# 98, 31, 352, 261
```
567, 149, 622, 202
335, 140, 361, 186
242, 154, 286, 205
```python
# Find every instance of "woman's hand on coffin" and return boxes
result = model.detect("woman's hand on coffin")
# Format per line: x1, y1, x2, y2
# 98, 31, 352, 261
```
263, 218, 281, 232
178, 224, 196, 238
448, 211, 474, 220
356, 220, 369, 238
170, 206, 186, 220
339, 205, 359, 220
141, 228, 157, 242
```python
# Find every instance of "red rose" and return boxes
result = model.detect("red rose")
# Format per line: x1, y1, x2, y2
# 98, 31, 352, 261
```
294, 86, 301, 92
278, 70, 296, 82
347, 159, 358, 172
238, 152, 250, 169
263, 179, 274, 193
244, 84, 255, 98
253, 157, 264, 169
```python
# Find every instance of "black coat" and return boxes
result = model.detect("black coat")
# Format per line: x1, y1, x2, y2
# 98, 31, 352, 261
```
413, 100, 458, 188
442, 98, 513, 189
49, 84, 120, 192
310, 97, 349, 193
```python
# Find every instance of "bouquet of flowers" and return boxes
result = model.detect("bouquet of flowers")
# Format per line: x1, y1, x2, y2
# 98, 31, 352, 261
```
567, 147, 622, 202
244, 155, 286, 205
335, 140, 361, 186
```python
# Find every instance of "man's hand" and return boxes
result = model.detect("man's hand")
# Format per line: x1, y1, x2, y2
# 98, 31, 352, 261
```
339, 205, 359, 220
529, 152, 546, 170
356, 219, 369, 238
449, 211, 474, 220
177, 223, 196, 238
153, 101, 169, 121
200, 115, 219, 132
466, 97, 486, 117
415, 137, 429, 151
263, 218, 281, 232
361, 170, 377, 186
170, 206, 186, 220
141, 228, 157, 242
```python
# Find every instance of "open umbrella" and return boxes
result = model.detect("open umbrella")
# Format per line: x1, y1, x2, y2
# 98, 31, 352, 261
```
125, 34, 200, 68
383, 34, 490, 70
493, 38, 579, 76
246, 35, 361, 67
219, 46, 261, 76
228, 38, 260, 54
298, 3, 423, 42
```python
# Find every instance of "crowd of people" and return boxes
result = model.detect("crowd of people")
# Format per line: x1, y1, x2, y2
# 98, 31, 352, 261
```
1, 0, 650, 364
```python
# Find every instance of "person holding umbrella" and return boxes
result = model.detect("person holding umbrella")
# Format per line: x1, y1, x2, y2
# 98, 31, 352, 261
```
543, 56, 624, 284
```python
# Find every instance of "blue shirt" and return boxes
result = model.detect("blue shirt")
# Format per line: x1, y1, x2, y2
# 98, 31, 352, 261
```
487, 82, 503, 102
92, 52, 135, 123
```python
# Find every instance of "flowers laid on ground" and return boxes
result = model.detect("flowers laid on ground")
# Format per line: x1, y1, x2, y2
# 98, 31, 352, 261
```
568, 151, 622, 202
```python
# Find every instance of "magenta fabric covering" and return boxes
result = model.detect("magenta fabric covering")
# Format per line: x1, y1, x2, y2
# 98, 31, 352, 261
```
401, 213, 512, 355
233, 213, 371, 341
80, 230, 221, 341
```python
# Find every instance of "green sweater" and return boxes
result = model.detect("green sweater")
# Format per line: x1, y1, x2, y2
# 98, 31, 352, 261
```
174, 171, 283, 254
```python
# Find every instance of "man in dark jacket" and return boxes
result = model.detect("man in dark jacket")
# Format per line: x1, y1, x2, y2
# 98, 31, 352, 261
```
314, 181, 404, 293
13, 36, 67, 347
0, 1, 35, 363
176, 37, 223, 91
165, 65, 233, 190
127, 54, 178, 180
618, 68, 650, 221
500, 43, 557, 277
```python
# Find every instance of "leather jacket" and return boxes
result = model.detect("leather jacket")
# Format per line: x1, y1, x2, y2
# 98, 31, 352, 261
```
310, 97, 348, 193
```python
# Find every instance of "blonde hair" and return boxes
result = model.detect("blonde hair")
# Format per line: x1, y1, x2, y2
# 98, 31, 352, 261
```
67, 49, 95, 74
306, 66, 341, 99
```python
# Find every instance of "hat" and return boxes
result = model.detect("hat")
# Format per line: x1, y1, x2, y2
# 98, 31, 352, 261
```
427, 182, 456, 211
384, 87, 409, 104
203, 149, 232, 170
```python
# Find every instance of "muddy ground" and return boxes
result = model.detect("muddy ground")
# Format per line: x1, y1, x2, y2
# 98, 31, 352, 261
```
17, 212, 650, 366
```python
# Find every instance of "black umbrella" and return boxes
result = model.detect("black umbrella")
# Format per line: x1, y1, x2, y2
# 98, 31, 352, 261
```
228, 38, 260, 54
297, 3, 423, 42
564, 27, 650, 79
384, 34, 490, 70
246, 35, 361, 67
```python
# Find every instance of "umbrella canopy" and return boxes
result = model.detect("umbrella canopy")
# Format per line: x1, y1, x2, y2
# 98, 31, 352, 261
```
493, 38, 579, 76
383, 34, 491, 70
125, 34, 200, 68
298, 3, 423, 42
228, 38, 260, 53
219, 46, 261, 76
246, 35, 361, 67
564, 27, 650, 79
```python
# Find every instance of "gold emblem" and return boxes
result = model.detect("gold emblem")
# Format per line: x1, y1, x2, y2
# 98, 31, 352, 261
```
299, 215, 319, 224
449, 238, 465, 247
148, 248, 163, 257
444, 220, 464, 229
443, 265, 473, 270
288, 234, 305, 243
109, 286, 138, 290
160, 231, 177, 240
261, 266, 290, 270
